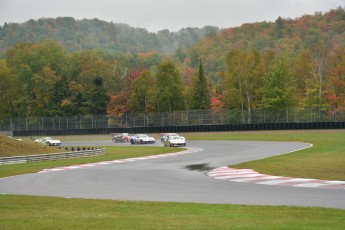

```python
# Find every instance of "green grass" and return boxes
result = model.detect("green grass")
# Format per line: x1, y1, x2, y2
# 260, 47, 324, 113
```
1, 130, 345, 229
0, 146, 183, 178
4, 130, 345, 180
184, 130, 345, 181
1, 194, 344, 230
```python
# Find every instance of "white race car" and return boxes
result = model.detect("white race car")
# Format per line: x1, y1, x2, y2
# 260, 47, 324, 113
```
164, 135, 186, 147
130, 134, 155, 144
160, 133, 179, 142
33, 137, 61, 146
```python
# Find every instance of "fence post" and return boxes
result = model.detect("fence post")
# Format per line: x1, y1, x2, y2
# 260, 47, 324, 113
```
200, 111, 203, 125
286, 109, 289, 123
186, 110, 189, 125
173, 111, 175, 126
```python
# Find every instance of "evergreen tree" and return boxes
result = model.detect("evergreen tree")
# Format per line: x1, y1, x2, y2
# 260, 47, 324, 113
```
190, 59, 210, 110
79, 76, 110, 114
275, 16, 285, 39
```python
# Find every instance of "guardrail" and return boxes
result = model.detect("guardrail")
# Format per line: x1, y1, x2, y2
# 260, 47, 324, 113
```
0, 148, 105, 165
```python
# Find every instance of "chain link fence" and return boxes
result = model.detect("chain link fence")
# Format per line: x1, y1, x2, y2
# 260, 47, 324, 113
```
1, 108, 344, 131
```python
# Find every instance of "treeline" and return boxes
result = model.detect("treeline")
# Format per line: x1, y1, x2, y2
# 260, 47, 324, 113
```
1, 39, 344, 121
0, 7, 345, 122
188, 7, 345, 82
0, 17, 219, 56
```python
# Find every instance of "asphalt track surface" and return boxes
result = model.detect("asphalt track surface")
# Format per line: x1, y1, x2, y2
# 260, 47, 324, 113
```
1, 140, 345, 209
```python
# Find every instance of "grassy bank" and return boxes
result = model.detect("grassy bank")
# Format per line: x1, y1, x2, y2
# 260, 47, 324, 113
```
0, 135, 64, 156
1, 195, 344, 230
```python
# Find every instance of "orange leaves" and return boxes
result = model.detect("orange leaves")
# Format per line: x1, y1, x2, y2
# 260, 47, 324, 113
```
137, 51, 159, 58
327, 94, 338, 105
325, 48, 345, 115
128, 70, 144, 81
106, 91, 129, 116
210, 95, 224, 112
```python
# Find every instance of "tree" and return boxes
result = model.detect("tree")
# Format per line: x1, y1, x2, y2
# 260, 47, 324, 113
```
87, 76, 110, 114
106, 91, 129, 116
325, 48, 345, 121
189, 59, 210, 110
292, 50, 315, 108
60, 80, 84, 115
310, 43, 329, 115
0, 60, 21, 120
6, 43, 38, 117
260, 56, 294, 113
223, 49, 264, 123
68, 50, 113, 114
153, 59, 185, 112
5, 40, 68, 117
275, 16, 285, 39
210, 95, 224, 112
128, 70, 155, 113
71, 50, 113, 89
31, 66, 62, 116
175, 47, 187, 63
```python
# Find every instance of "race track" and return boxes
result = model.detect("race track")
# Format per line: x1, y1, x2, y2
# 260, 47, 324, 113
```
1, 140, 344, 209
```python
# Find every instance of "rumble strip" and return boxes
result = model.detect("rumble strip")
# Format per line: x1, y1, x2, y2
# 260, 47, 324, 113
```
207, 167, 345, 190
38, 147, 203, 173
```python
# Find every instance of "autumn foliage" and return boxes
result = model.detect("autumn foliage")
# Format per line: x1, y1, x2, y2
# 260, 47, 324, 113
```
106, 91, 129, 116
1, 7, 345, 121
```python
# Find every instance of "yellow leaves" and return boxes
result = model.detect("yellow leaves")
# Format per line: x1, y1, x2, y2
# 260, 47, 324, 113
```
60, 99, 74, 109
68, 80, 84, 93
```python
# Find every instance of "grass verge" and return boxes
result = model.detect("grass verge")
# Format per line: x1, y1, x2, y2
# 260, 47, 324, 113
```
1, 194, 344, 230
184, 130, 345, 181
0, 146, 183, 178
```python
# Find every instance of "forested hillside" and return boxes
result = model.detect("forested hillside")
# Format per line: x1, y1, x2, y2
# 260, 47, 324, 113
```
188, 7, 345, 79
0, 7, 345, 124
0, 17, 219, 56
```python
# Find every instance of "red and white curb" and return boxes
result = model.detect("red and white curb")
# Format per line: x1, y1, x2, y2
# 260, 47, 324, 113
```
207, 167, 345, 190
38, 147, 203, 173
